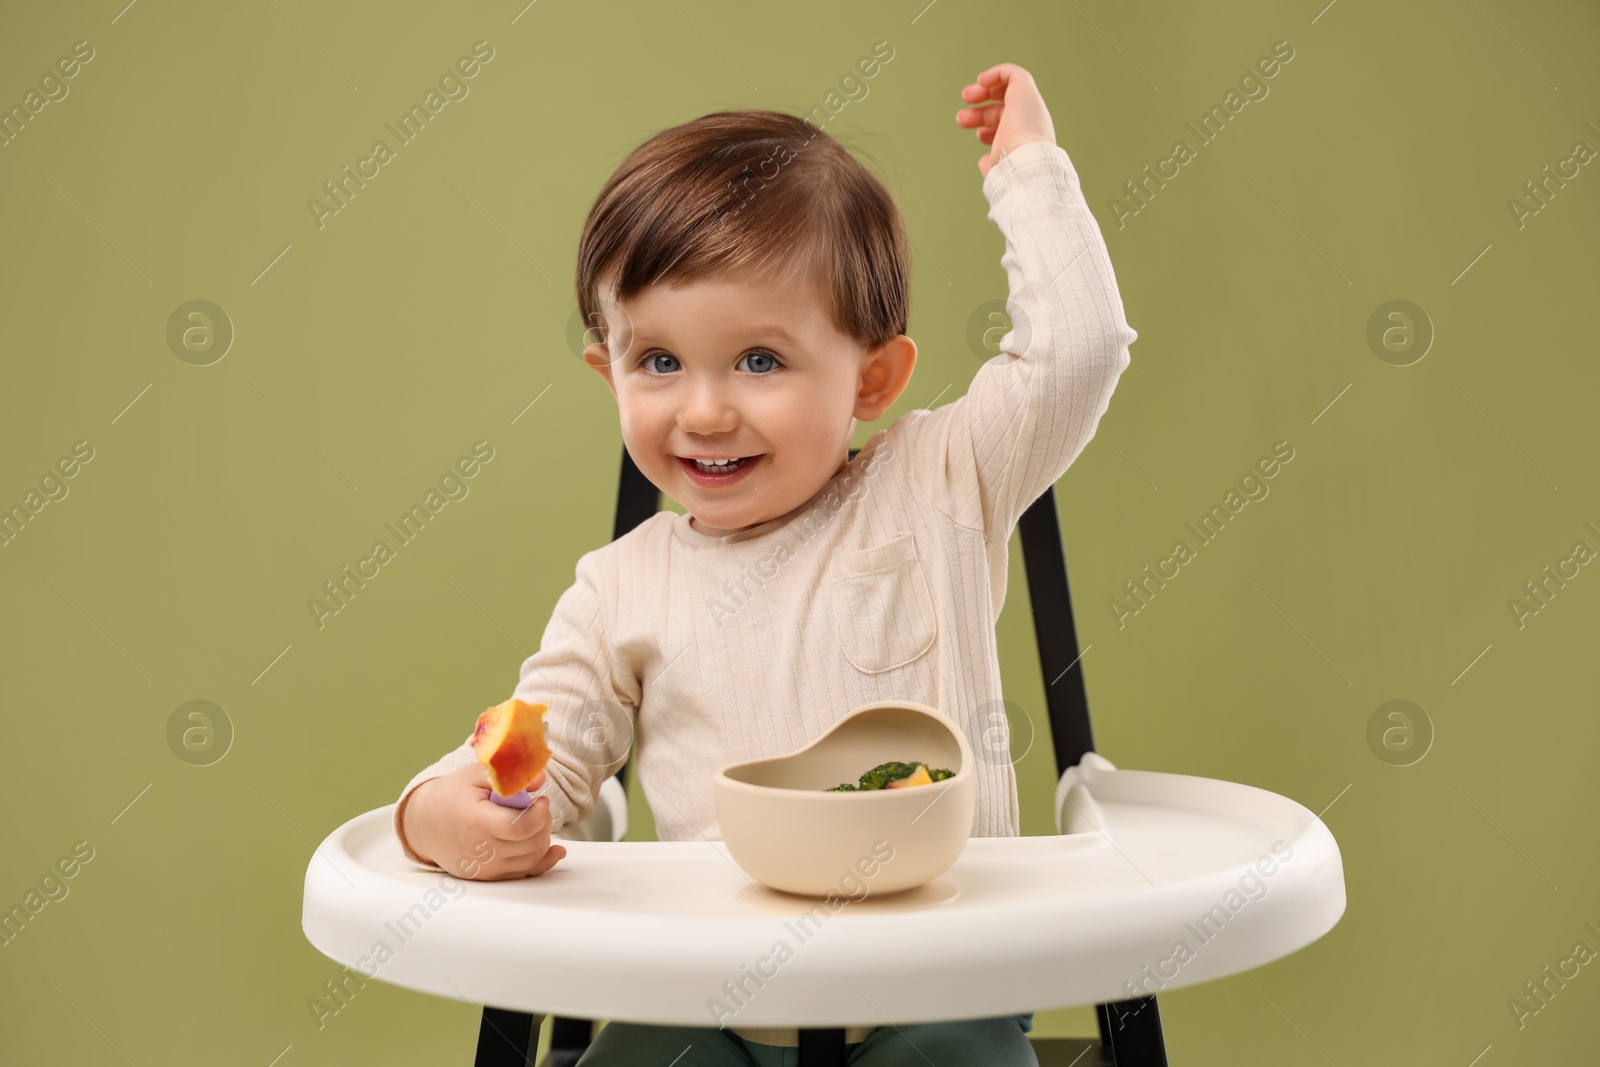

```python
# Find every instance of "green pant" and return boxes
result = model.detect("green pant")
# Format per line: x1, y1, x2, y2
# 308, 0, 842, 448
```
574, 1013, 1037, 1066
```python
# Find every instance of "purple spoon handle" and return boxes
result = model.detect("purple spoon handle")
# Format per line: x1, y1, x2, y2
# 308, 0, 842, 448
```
489, 789, 532, 809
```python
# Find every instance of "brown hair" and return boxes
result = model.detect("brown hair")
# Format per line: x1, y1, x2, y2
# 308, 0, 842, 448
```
575, 109, 909, 354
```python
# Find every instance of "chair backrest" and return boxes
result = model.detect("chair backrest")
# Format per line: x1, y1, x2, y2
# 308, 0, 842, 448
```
606, 445, 1098, 793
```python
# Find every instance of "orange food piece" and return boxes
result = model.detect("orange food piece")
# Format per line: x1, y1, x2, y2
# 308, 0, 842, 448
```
471, 698, 552, 796
885, 764, 934, 789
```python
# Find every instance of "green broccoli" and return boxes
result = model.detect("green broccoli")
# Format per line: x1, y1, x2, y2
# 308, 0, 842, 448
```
825, 760, 954, 791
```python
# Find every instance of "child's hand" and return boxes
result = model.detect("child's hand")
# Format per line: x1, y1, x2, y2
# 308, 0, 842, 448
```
403, 763, 568, 880
955, 63, 1057, 179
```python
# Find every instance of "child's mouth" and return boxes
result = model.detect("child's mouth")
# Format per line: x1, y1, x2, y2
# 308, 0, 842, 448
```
678, 454, 762, 486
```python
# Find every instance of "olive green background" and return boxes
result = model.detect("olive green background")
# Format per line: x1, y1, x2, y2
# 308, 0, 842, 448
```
2, 1, 1597, 1064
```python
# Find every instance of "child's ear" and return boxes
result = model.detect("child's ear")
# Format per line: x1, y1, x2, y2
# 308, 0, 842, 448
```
583, 343, 620, 398
854, 334, 917, 420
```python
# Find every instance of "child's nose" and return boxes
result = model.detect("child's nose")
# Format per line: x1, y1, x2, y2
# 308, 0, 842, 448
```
678, 381, 738, 432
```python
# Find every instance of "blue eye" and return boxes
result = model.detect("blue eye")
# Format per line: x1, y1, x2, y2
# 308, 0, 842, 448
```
740, 350, 781, 373
638, 352, 680, 374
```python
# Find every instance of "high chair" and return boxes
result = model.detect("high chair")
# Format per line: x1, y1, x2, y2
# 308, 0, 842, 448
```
519, 445, 1171, 1067
300, 444, 1345, 1067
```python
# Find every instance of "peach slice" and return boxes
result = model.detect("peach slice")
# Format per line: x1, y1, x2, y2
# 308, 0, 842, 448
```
471, 698, 552, 797
885, 763, 934, 789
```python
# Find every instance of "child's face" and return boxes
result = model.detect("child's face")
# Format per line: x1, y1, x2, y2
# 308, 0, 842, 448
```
583, 268, 915, 536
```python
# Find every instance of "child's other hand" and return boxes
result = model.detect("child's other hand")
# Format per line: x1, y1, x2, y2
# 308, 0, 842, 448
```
403, 763, 568, 880
956, 63, 1057, 179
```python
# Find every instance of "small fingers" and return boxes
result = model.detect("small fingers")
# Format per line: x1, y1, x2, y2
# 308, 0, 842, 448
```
485, 842, 565, 880
976, 63, 1031, 88
481, 859, 537, 881
472, 793, 551, 844
526, 844, 567, 878
488, 836, 547, 865
962, 64, 1034, 112
501, 795, 554, 840
956, 103, 1003, 130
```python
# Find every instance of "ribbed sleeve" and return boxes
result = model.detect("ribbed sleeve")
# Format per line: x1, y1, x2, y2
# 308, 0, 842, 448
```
391, 550, 641, 869
899, 139, 1137, 542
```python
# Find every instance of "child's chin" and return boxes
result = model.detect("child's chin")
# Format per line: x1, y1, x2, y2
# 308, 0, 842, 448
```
694, 502, 771, 529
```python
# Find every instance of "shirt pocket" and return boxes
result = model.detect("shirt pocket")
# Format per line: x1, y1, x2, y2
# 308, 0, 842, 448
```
826, 531, 938, 673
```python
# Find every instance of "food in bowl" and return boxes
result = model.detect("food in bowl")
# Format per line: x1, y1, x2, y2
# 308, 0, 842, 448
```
470, 698, 551, 797
826, 760, 954, 791
715, 701, 976, 895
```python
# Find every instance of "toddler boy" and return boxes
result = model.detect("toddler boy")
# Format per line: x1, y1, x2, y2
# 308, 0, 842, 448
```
396, 63, 1137, 1061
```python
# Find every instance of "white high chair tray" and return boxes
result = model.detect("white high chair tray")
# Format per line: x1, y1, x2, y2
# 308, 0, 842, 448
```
302, 757, 1345, 1028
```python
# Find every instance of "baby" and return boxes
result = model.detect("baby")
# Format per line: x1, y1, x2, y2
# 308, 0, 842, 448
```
394, 63, 1136, 1065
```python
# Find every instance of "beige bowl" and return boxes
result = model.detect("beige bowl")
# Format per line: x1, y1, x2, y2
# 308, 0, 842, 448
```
713, 700, 976, 897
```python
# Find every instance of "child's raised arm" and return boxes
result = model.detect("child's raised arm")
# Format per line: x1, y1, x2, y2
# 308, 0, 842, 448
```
394, 549, 641, 877
903, 63, 1137, 540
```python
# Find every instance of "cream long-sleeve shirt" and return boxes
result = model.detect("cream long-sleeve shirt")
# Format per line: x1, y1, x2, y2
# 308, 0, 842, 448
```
392, 138, 1136, 1048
